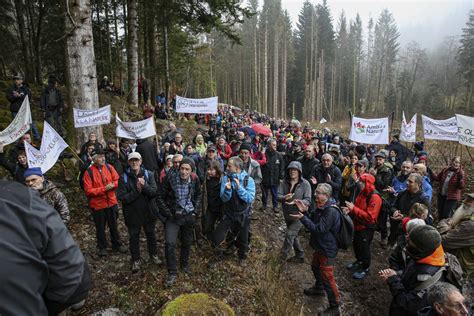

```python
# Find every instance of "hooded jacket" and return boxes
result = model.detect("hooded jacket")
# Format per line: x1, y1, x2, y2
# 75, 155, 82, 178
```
83, 163, 120, 210
277, 161, 312, 222
220, 170, 256, 218
350, 174, 382, 231
242, 157, 262, 184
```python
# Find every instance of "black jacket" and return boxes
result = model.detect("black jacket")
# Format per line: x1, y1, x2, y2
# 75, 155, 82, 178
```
297, 156, 320, 181
6, 83, 32, 113
310, 164, 343, 200
117, 167, 158, 227
391, 189, 431, 217
0, 181, 90, 315
40, 86, 64, 112
136, 139, 160, 171
261, 149, 285, 186
0, 152, 28, 183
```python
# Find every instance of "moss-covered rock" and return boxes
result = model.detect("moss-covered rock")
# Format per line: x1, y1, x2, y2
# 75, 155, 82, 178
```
159, 293, 235, 316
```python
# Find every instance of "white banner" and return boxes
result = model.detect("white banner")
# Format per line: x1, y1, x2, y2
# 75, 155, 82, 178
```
73, 105, 111, 128
456, 114, 474, 147
116, 115, 156, 139
0, 96, 32, 146
400, 112, 417, 142
176, 95, 218, 114
349, 116, 390, 145
26, 121, 68, 174
320, 117, 327, 124
422, 115, 458, 141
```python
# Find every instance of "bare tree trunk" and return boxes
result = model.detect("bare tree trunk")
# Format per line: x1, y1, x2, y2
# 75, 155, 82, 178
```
273, 29, 279, 118
263, 20, 268, 115
65, 0, 103, 148
13, 0, 34, 82
126, 0, 138, 105
112, 0, 123, 91
163, 23, 170, 105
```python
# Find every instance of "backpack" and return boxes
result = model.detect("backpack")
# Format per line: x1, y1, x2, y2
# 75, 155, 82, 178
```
79, 163, 111, 190
365, 190, 386, 231
414, 253, 464, 294
333, 206, 354, 250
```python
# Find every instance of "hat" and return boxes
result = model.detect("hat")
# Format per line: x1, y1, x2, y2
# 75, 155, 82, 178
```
407, 225, 441, 259
356, 159, 369, 168
405, 218, 426, 234
165, 154, 174, 161
239, 143, 252, 153
24, 167, 43, 178
374, 151, 387, 159
128, 151, 142, 161
12, 74, 23, 80
91, 148, 105, 156
207, 145, 217, 152
180, 157, 195, 171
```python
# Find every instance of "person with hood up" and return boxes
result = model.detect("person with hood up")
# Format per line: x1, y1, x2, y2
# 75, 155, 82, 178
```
194, 134, 208, 157
379, 225, 449, 316
277, 161, 312, 263
343, 174, 382, 279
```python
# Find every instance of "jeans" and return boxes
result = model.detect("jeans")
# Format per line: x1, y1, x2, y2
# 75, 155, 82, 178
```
45, 109, 63, 136
165, 214, 195, 274
261, 184, 278, 208
353, 229, 375, 269
92, 205, 122, 250
282, 219, 304, 259
213, 215, 250, 260
437, 195, 458, 220
127, 220, 157, 261
311, 252, 341, 307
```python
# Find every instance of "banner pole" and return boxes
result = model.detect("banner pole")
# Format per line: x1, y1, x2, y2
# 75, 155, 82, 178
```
67, 145, 84, 164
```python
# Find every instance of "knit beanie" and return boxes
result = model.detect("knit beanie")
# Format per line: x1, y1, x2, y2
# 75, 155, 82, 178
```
406, 225, 441, 260
239, 143, 252, 153
180, 157, 195, 171
24, 167, 43, 178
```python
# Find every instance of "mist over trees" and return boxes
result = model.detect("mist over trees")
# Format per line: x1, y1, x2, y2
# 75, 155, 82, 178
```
0, 0, 472, 123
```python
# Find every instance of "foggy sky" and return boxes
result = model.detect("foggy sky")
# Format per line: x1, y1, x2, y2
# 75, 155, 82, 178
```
280, 0, 473, 49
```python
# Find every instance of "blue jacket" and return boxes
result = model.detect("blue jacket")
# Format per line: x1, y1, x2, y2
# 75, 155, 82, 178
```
422, 176, 432, 202
220, 170, 256, 216
392, 174, 409, 195
300, 198, 341, 258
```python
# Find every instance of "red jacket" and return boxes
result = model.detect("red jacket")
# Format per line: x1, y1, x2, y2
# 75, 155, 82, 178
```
435, 167, 465, 201
217, 144, 232, 160
350, 174, 382, 231
83, 163, 120, 210
252, 151, 267, 166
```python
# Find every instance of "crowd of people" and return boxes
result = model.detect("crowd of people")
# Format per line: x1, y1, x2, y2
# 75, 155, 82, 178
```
0, 76, 472, 315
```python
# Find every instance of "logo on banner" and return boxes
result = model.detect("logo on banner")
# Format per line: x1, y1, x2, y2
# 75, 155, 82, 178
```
354, 121, 366, 134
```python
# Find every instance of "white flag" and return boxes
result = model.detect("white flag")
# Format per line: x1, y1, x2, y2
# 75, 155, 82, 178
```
319, 117, 327, 124
116, 114, 156, 139
26, 121, 68, 173
400, 112, 417, 142
0, 95, 32, 145
456, 114, 474, 147
73, 105, 111, 128
349, 116, 390, 145
422, 115, 458, 141
176, 95, 218, 114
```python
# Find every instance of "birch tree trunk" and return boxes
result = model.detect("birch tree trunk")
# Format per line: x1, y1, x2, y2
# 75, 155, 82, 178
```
126, 0, 138, 106
64, 0, 103, 148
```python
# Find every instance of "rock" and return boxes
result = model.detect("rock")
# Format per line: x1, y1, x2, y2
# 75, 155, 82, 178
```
158, 293, 235, 316
91, 308, 123, 316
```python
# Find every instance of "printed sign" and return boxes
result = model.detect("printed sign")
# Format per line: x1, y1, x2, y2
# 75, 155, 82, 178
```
422, 115, 457, 141
176, 96, 218, 114
0, 96, 32, 145
456, 114, 474, 147
400, 112, 417, 142
73, 105, 111, 128
116, 115, 156, 139
349, 116, 390, 145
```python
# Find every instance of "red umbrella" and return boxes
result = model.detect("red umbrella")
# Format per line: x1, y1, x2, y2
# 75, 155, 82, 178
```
250, 123, 272, 136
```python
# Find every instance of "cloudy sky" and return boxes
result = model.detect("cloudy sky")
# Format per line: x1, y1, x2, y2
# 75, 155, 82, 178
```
279, 0, 473, 49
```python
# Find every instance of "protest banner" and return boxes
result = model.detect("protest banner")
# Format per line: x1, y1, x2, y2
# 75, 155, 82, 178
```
421, 115, 457, 141
456, 114, 474, 147
319, 117, 327, 124
26, 121, 68, 173
349, 116, 390, 145
400, 112, 417, 142
0, 96, 32, 145
176, 96, 218, 114
116, 114, 156, 139
73, 105, 111, 128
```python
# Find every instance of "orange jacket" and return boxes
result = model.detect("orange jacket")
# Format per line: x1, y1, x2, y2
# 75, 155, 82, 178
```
83, 163, 119, 210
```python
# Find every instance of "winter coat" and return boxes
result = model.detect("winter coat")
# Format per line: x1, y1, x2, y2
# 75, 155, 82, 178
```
277, 161, 312, 222
350, 174, 382, 231
392, 189, 431, 217
300, 198, 341, 258
251, 150, 267, 166
392, 174, 409, 195
297, 156, 319, 181
136, 139, 159, 171
341, 165, 357, 199
389, 234, 409, 273
157, 169, 202, 220
117, 167, 158, 227
40, 86, 64, 112
441, 214, 474, 276
242, 157, 262, 184
6, 83, 32, 113
217, 143, 232, 161
105, 149, 123, 175
0, 152, 28, 183
220, 170, 256, 220
422, 176, 433, 202
310, 164, 343, 201
261, 149, 285, 186
203, 176, 223, 214
375, 163, 394, 200
39, 180, 70, 224
0, 181, 90, 316
435, 167, 466, 201
83, 163, 120, 210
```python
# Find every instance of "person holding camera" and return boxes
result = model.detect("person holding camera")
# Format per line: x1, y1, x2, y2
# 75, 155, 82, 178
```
157, 157, 201, 287
212, 157, 256, 267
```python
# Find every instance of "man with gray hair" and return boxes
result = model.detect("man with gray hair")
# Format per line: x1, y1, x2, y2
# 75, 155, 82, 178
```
418, 282, 469, 315
310, 153, 342, 201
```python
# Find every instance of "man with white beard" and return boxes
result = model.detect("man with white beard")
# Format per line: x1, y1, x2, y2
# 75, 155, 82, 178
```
437, 192, 474, 302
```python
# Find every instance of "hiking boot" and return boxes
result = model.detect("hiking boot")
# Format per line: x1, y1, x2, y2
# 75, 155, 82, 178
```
287, 256, 305, 264
346, 261, 362, 271
113, 245, 128, 254
97, 248, 107, 257
70, 299, 86, 311
273, 207, 279, 213
352, 268, 369, 280
304, 286, 325, 296
150, 255, 162, 265
181, 265, 192, 275
165, 274, 177, 288
131, 260, 141, 273
318, 305, 341, 316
